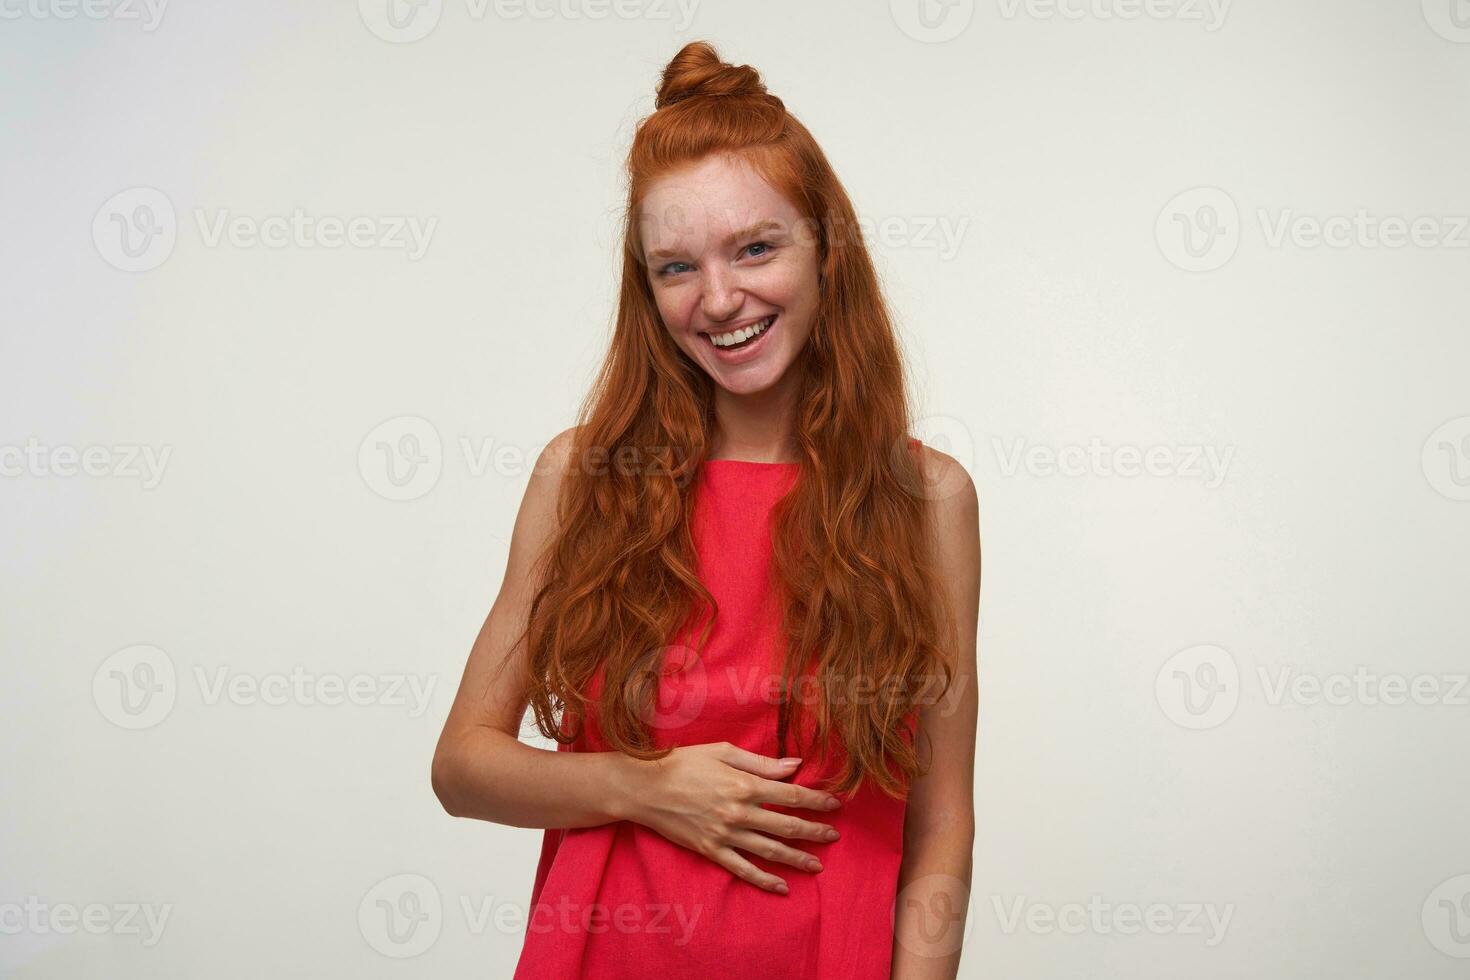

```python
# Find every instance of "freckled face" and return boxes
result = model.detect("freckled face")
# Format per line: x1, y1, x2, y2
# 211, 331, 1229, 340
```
638, 154, 821, 397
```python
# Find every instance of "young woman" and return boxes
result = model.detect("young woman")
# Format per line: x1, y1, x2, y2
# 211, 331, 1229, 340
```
431, 41, 980, 980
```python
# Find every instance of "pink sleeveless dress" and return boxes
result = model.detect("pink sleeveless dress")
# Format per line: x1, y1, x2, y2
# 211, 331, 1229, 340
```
511, 458, 911, 979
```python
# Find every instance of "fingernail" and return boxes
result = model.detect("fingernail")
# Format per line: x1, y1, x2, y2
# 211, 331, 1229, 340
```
775, 882, 789, 895
806, 859, 823, 872
825, 796, 841, 810
780, 757, 802, 766
823, 828, 840, 841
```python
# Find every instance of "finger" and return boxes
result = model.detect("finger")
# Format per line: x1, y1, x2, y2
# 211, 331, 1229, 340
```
717, 743, 803, 780
743, 806, 841, 845
729, 829, 824, 873
713, 845, 789, 894
747, 775, 843, 813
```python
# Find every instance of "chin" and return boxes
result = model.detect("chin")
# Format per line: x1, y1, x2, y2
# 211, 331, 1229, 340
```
708, 365, 789, 397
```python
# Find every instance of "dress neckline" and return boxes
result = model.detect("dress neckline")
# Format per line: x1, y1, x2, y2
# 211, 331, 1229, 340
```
702, 458, 798, 467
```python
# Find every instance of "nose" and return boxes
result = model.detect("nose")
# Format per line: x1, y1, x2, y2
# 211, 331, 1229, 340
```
699, 265, 745, 325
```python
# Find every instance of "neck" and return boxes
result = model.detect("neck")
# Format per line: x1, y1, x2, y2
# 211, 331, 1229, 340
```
708, 370, 800, 463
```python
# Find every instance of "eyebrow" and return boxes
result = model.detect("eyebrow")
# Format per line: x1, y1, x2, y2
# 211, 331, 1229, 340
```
645, 218, 786, 262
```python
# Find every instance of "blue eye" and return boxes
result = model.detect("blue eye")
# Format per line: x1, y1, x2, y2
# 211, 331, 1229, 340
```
656, 242, 774, 278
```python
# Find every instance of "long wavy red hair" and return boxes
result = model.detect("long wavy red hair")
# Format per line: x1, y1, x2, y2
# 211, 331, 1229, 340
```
517, 41, 957, 800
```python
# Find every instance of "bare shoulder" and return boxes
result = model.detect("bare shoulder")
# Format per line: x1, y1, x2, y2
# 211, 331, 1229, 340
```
503, 425, 583, 584
522, 425, 584, 506
534, 425, 583, 480
914, 442, 980, 534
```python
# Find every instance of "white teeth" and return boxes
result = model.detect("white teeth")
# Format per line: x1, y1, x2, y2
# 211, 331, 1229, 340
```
709, 315, 774, 348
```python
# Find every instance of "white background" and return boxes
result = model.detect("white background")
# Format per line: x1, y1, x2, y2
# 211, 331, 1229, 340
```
2, 0, 1469, 977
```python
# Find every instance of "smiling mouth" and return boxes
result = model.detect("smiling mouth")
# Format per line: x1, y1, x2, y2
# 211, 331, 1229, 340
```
703, 314, 776, 351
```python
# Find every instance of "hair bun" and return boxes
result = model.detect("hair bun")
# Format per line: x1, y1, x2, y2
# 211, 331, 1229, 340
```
655, 41, 768, 110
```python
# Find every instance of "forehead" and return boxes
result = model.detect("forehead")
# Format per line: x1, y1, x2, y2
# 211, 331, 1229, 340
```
637, 154, 802, 257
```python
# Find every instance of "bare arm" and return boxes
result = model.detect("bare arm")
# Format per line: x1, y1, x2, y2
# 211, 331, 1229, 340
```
429, 428, 840, 893
430, 426, 642, 828
891, 449, 980, 980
